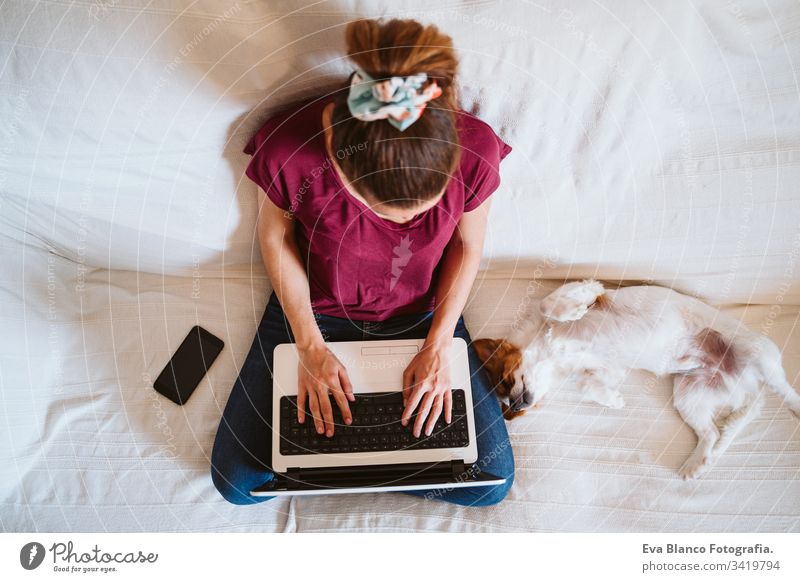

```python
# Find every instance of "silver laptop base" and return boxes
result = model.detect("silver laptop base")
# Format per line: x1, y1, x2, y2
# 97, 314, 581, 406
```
251, 460, 506, 497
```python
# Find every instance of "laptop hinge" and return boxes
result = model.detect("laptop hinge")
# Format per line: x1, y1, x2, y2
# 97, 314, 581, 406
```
282, 460, 468, 491
286, 467, 301, 486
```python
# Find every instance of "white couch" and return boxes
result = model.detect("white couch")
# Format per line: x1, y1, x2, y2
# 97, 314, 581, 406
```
1, 0, 798, 532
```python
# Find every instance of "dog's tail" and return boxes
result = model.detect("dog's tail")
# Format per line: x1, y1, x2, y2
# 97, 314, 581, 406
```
539, 279, 606, 322
753, 337, 800, 418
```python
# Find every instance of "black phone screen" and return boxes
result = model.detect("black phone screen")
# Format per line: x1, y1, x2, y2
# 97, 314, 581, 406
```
153, 326, 224, 405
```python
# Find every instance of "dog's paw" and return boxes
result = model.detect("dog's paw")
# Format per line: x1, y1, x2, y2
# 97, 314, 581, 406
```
679, 453, 710, 480
540, 280, 605, 322
592, 391, 625, 409
607, 393, 625, 409
540, 299, 589, 322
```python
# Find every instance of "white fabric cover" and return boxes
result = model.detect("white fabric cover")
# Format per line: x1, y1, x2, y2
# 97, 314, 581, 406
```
2, 0, 799, 303
1, 0, 799, 531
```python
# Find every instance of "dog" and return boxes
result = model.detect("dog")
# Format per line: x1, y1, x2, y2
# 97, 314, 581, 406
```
473, 279, 800, 479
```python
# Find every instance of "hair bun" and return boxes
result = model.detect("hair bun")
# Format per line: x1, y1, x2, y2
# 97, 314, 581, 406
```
345, 18, 458, 112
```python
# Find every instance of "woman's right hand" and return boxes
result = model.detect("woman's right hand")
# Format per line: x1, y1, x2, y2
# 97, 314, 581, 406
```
296, 343, 355, 437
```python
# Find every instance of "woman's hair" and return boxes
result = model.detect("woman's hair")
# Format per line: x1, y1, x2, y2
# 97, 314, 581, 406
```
330, 18, 460, 209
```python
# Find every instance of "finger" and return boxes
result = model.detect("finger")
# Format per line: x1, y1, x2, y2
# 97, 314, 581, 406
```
330, 383, 352, 425
424, 394, 444, 436
443, 389, 452, 424
413, 391, 436, 438
297, 384, 307, 424
401, 383, 428, 426
308, 391, 324, 435
402, 367, 414, 406
319, 389, 335, 437
339, 368, 355, 403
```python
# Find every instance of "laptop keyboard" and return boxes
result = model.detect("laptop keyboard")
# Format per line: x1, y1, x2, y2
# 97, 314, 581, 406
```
279, 390, 469, 456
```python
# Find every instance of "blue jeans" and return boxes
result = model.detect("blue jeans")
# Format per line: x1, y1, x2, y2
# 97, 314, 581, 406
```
211, 292, 514, 507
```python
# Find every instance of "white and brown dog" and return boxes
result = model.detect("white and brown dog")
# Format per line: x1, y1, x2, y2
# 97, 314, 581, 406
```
474, 280, 800, 479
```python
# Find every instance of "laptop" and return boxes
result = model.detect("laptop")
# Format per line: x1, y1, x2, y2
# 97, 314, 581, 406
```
251, 337, 506, 496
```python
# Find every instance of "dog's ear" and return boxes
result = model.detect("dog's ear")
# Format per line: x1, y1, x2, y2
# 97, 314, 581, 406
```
474, 338, 523, 398
473, 338, 507, 395
473, 338, 502, 364
500, 347, 523, 385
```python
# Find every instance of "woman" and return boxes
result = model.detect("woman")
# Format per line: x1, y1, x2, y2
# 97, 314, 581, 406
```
211, 18, 514, 506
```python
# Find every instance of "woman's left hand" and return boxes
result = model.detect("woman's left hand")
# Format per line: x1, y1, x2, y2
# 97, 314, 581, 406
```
401, 341, 452, 437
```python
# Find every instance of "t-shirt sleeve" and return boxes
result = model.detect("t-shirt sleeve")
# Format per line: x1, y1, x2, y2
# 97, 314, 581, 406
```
243, 117, 291, 211
460, 118, 513, 213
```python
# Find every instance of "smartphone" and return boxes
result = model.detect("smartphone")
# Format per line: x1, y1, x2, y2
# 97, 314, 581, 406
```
153, 325, 224, 405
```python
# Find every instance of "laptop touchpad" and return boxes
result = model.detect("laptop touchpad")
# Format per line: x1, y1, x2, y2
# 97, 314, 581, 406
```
356, 344, 419, 385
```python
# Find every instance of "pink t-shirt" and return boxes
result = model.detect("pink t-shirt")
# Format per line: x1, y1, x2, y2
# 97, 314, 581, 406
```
243, 96, 512, 321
